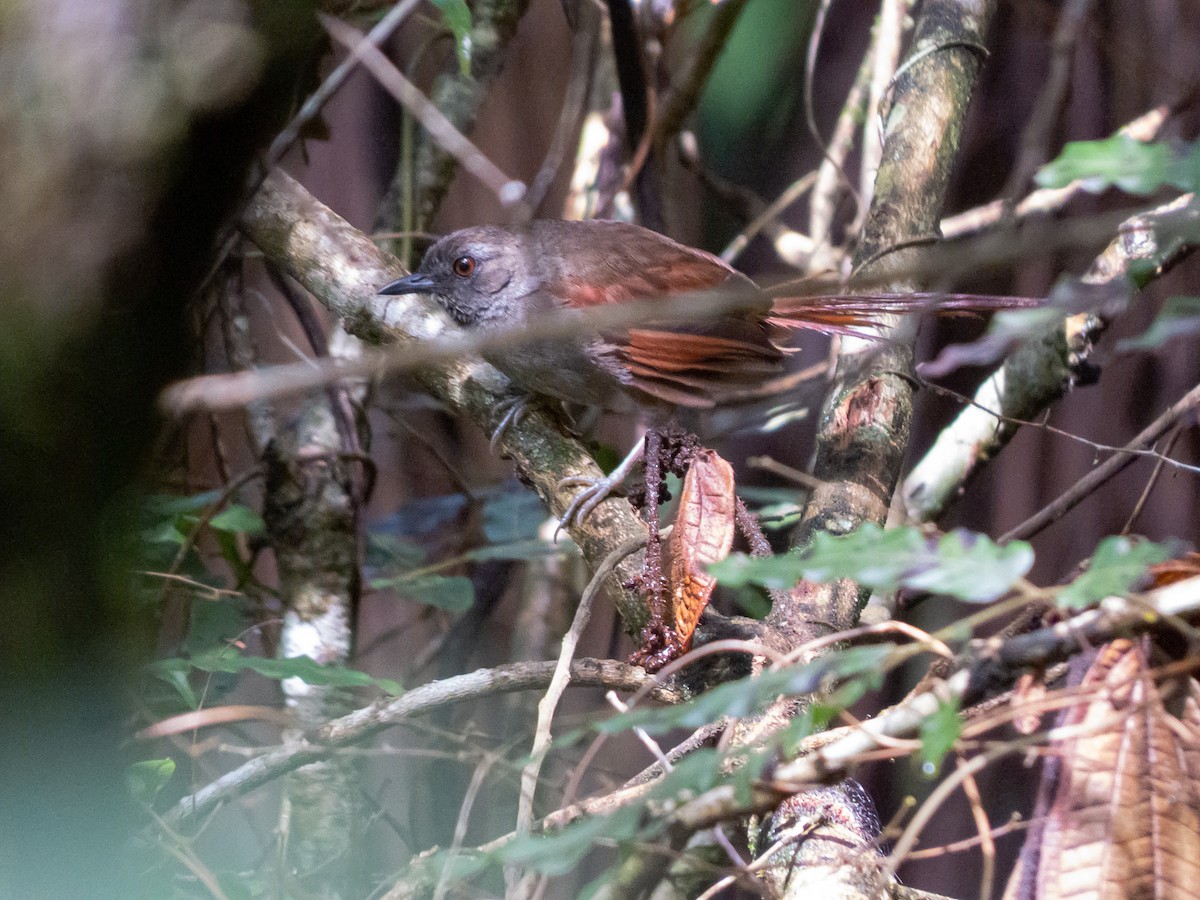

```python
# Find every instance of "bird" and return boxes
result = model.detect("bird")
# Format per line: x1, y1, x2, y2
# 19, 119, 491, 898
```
378, 219, 1024, 522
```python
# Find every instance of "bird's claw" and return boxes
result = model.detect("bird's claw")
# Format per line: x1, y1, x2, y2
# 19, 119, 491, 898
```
554, 439, 647, 533
489, 395, 533, 454
555, 472, 624, 534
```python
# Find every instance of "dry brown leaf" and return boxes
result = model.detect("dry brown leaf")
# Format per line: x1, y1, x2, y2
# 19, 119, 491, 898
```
1148, 552, 1200, 588
1031, 639, 1200, 900
665, 449, 736, 653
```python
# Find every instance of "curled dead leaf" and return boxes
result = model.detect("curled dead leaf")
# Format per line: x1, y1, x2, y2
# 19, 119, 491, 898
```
666, 449, 736, 653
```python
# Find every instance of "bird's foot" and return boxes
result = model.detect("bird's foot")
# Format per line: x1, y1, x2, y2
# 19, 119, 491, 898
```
556, 440, 646, 530
556, 471, 625, 532
489, 394, 535, 455
491, 397, 588, 456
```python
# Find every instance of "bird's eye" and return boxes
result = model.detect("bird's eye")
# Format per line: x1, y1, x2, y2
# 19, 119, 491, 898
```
452, 255, 476, 277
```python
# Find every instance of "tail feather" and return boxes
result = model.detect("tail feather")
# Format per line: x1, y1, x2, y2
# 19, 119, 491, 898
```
767, 291, 1043, 337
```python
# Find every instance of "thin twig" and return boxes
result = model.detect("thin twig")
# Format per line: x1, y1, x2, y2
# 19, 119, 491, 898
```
904, 814, 1031, 860
650, 0, 751, 150
1001, 381, 1200, 541
802, 0, 837, 168
940, 105, 1169, 239
525, 10, 598, 214
916, 379, 1200, 479
377, 574, 1200, 898
321, 15, 527, 210
516, 535, 648, 845
154, 658, 678, 831
265, 0, 424, 167
434, 752, 499, 900
162, 279, 810, 415
806, 39, 870, 268
1120, 426, 1183, 535
721, 172, 818, 264
997, 0, 1095, 202
956, 757, 995, 900
557, 637, 786, 816
904, 189, 1198, 523
189, 0, 430, 298
884, 746, 1007, 874
156, 467, 264, 608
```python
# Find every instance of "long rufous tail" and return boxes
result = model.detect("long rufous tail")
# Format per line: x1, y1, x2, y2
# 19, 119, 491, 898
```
766, 291, 1044, 336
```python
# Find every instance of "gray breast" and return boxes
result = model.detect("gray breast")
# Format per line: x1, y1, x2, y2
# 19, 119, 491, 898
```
483, 337, 633, 410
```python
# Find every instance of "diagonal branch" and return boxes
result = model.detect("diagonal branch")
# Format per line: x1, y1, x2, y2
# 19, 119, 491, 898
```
1000, 380, 1200, 542
323, 15, 527, 210
904, 192, 1200, 523
155, 657, 675, 830
376, 0, 533, 235
237, 169, 652, 630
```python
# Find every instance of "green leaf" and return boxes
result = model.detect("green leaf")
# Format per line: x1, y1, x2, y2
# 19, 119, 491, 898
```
739, 486, 805, 530
901, 530, 1035, 603
412, 852, 490, 888
429, 0, 472, 76
918, 697, 961, 776
142, 494, 263, 548
212, 527, 255, 584
372, 573, 474, 612
730, 747, 773, 806
142, 518, 188, 545
466, 538, 567, 563
207, 504, 265, 535
594, 645, 895, 737
212, 873, 260, 900
482, 489, 548, 544
732, 585, 771, 619
645, 748, 724, 801
1174, 142, 1200, 195
127, 758, 176, 803
152, 667, 200, 709
153, 649, 404, 696
799, 525, 930, 591
1035, 134, 1177, 195
143, 490, 224, 518
366, 533, 427, 570
710, 551, 819, 590
182, 597, 247, 657
712, 525, 1033, 602
1057, 536, 1178, 608
711, 524, 925, 591
497, 804, 644, 876
1117, 296, 1200, 351
495, 750, 734, 893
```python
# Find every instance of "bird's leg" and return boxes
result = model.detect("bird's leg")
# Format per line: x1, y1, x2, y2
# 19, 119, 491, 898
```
556, 438, 645, 529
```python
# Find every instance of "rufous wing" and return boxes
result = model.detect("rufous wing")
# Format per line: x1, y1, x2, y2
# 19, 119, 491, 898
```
539, 223, 783, 408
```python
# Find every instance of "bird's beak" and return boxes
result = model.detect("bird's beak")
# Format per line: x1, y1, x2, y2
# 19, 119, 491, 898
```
379, 272, 436, 295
